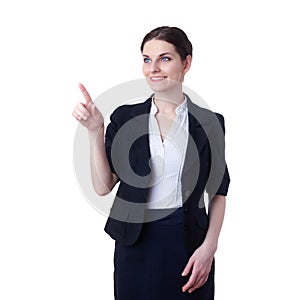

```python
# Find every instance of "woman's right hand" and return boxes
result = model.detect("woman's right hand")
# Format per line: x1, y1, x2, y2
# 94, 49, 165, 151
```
72, 83, 104, 132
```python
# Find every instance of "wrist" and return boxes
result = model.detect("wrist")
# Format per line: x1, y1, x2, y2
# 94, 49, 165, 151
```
201, 239, 218, 254
88, 124, 104, 143
88, 124, 104, 136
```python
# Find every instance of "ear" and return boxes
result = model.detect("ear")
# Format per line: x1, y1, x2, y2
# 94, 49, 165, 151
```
183, 55, 192, 74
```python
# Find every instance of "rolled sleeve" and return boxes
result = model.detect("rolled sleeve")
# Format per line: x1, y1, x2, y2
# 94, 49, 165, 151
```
206, 113, 230, 196
105, 110, 119, 175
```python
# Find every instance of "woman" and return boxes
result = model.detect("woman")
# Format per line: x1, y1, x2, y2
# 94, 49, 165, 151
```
73, 26, 230, 300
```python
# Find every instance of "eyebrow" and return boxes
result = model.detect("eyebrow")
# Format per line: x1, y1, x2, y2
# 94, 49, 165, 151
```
143, 52, 175, 58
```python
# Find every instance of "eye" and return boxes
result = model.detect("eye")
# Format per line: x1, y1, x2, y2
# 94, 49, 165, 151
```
161, 56, 171, 62
144, 57, 151, 63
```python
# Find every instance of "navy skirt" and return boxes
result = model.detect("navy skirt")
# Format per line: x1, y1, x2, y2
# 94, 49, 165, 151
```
113, 207, 215, 300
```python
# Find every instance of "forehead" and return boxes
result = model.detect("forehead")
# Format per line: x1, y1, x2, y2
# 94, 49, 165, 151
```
142, 39, 177, 55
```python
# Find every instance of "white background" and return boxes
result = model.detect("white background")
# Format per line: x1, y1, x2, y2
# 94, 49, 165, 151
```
1, 0, 299, 299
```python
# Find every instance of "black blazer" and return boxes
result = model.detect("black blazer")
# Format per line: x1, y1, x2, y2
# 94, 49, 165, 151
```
104, 95, 230, 256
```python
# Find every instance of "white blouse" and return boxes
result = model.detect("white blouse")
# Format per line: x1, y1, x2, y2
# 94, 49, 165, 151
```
146, 98, 189, 209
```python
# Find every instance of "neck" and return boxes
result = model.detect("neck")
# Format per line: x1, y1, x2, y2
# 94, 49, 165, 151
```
153, 86, 185, 114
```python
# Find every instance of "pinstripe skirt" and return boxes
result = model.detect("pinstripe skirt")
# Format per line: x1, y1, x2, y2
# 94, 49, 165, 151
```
113, 207, 215, 300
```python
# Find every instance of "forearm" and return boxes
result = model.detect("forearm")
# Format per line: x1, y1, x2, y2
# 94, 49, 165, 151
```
202, 194, 226, 253
88, 125, 118, 195
182, 195, 226, 292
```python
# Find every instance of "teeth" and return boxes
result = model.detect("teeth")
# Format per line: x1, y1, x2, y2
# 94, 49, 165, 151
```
150, 77, 166, 81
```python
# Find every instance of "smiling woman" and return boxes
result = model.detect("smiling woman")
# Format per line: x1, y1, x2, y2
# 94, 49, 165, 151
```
72, 26, 230, 300
142, 39, 192, 92
141, 27, 193, 94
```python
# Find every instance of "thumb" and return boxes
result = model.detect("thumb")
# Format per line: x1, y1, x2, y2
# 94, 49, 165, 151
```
79, 82, 92, 105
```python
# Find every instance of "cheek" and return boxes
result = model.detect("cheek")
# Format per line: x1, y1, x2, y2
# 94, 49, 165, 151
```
142, 64, 148, 76
170, 66, 184, 80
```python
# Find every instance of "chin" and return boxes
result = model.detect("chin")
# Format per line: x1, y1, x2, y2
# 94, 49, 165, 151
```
146, 78, 179, 93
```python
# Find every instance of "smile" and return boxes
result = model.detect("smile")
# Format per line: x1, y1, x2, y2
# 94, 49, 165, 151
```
150, 76, 167, 82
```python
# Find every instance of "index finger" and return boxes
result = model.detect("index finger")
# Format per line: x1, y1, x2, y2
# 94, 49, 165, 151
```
79, 83, 92, 104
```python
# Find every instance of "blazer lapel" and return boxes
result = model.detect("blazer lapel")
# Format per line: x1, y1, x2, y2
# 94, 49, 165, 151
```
127, 98, 152, 178
126, 96, 209, 184
182, 98, 209, 173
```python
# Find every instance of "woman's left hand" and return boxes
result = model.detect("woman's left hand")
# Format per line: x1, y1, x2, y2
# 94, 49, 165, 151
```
181, 243, 215, 293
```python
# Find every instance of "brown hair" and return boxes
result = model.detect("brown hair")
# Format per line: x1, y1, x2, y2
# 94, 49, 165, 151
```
140, 26, 193, 61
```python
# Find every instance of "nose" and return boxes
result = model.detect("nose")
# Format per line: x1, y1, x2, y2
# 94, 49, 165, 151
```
149, 61, 160, 73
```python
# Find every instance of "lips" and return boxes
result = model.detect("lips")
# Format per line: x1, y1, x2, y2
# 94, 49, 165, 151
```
149, 76, 167, 81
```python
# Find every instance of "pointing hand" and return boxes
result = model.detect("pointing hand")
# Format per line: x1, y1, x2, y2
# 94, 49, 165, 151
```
72, 83, 104, 131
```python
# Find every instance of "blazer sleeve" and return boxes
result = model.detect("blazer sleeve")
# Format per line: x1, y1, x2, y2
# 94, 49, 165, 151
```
205, 113, 231, 196
105, 108, 120, 175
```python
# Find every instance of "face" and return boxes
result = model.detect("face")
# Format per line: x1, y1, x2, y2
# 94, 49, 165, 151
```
142, 39, 191, 92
